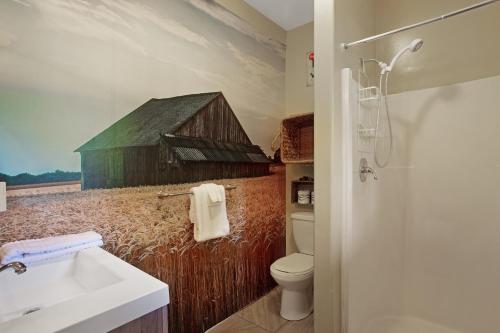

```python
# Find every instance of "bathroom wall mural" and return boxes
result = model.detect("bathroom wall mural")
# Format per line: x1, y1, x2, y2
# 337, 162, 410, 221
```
0, 1, 286, 332
1, 171, 286, 332
0, 0, 285, 185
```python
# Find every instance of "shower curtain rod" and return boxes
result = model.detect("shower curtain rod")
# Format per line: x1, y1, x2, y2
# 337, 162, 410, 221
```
341, 0, 499, 50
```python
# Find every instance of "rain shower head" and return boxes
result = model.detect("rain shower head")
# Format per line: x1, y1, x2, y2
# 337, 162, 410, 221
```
383, 38, 424, 73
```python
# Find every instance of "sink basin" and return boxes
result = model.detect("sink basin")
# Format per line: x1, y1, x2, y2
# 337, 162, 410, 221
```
0, 248, 121, 323
0, 247, 169, 333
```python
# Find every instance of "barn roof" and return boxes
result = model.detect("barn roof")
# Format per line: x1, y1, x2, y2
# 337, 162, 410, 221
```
162, 135, 270, 164
75, 92, 221, 152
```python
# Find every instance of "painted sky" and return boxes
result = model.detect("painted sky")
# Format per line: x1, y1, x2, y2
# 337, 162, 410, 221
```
0, 0, 285, 175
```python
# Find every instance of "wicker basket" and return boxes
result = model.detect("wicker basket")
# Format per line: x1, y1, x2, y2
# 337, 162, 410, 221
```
280, 113, 314, 163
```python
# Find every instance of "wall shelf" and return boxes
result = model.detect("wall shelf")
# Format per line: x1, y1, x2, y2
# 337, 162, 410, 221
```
291, 180, 314, 205
281, 113, 314, 164
359, 86, 379, 107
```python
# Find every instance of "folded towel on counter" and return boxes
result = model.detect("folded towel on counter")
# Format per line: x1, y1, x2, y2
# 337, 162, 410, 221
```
0, 231, 103, 265
189, 183, 229, 242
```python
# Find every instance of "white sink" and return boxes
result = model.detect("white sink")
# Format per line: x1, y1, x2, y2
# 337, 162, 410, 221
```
0, 247, 169, 333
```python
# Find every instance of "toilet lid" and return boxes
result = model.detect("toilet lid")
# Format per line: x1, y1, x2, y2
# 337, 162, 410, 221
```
272, 253, 313, 274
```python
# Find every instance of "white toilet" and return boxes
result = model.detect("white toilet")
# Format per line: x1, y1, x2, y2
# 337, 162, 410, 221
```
270, 211, 314, 320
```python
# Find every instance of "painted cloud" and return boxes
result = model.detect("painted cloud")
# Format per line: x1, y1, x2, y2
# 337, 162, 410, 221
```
0, 0, 285, 175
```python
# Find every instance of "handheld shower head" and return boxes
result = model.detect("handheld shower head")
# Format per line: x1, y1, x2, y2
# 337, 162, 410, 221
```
373, 38, 423, 168
383, 38, 423, 73
409, 38, 424, 52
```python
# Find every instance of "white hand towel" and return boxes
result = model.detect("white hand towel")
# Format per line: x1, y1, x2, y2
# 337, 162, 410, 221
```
189, 184, 229, 242
0, 231, 103, 265
203, 183, 223, 204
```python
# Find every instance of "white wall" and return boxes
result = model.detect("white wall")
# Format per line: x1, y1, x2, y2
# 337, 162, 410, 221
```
393, 75, 500, 332
345, 73, 500, 333
285, 22, 314, 255
342, 70, 408, 333
375, 0, 500, 94
286, 22, 314, 116
314, 2, 336, 330
315, 0, 375, 331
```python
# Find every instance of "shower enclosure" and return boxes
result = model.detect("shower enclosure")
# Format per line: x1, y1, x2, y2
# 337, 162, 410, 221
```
335, 2, 500, 332
341, 65, 500, 333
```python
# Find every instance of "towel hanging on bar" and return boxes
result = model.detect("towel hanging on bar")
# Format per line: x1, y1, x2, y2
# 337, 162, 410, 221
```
157, 184, 236, 198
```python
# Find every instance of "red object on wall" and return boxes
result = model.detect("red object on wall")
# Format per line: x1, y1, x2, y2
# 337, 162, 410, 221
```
308, 52, 314, 61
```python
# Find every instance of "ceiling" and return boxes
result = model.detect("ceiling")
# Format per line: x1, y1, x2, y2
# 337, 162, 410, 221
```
243, 0, 314, 31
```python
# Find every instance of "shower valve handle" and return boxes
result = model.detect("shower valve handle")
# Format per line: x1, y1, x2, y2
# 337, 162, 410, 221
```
360, 158, 378, 182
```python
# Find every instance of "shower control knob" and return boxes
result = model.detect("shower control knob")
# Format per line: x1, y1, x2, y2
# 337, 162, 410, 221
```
360, 158, 378, 182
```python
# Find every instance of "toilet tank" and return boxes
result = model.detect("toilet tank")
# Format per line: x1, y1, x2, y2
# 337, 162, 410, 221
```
291, 212, 314, 255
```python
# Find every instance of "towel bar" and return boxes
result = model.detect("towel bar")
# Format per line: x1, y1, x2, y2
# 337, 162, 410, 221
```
157, 185, 237, 198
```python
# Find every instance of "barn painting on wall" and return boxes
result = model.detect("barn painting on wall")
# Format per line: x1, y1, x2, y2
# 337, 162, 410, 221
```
0, 1, 285, 332
76, 92, 270, 190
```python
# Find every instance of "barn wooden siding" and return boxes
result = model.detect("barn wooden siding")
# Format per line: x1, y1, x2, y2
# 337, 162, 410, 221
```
159, 162, 269, 184
81, 146, 269, 189
158, 136, 270, 184
78, 92, 270, 190
81, 147, 159, 190
175, 94, 251, 145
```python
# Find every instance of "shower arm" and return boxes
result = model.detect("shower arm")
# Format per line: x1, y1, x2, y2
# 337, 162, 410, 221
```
341, 0, 499, 50
361, 58, 387, 73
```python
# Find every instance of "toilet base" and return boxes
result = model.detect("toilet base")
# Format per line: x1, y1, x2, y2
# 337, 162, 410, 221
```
280, 286, 313, 320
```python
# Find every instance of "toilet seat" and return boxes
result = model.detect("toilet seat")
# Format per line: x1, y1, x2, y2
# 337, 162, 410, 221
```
271, 253, 313, 276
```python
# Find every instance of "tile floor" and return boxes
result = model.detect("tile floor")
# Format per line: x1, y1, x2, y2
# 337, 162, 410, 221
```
206, 288, 313, 333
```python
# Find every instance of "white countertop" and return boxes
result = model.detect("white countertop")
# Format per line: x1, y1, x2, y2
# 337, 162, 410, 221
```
0, 247, 169, 333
